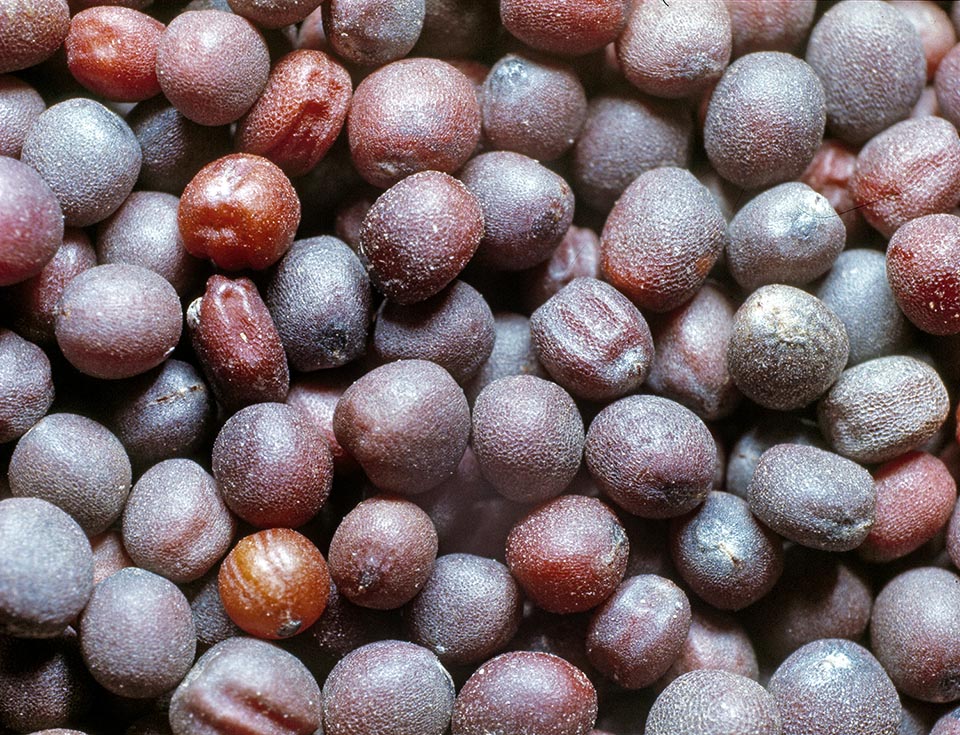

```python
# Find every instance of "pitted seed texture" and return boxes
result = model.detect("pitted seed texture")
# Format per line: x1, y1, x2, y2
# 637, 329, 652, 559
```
748, 443, 875, 553
805, 0, 925, 144
818, 355, 949, 464
705, 51, 825, 189
600, 167, 725, 313
727, 285, 848, 411
585, 395, 717, 519
530, 278, 654, 403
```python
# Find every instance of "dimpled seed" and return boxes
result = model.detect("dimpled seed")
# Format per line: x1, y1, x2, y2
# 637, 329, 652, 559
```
178, 154, 300, 271
529, 278, 654, 403
0, 0, 69, 74
818, 355, 949, 464
0, 329, 54, 444
748, 444, 875, 553
0, 154, 63, 288
187, 275, 290, 412
0, 75, 44, 158
170, 637, 322, 735
725, 0, 816, 57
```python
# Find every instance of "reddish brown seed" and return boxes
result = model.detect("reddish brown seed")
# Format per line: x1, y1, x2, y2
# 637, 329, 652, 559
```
618, 0, 731, 99
212, 402, 333, 528
359, 171, 484, 304
585, 395, 717, 519
647, 282, 742, 422
505, 495, 629, 615
529, 278, 654, 403
187, 275, 289, 412
601, 167, 725, 313
0, 157, 63, 288
871, 567, 960, 703
0, 0, 70, 74
935, 42, 960, 129
235, 50, 352, 177
849, 116, 960, 238
724, 0, 816, 57
860, 451, 956, 563
586, 574, 692, 689
0, 75, 45, 158
155, 10, 270, 126
347, 58, 481, 188
499, 0, 626, 56
179, 153, 300, 271
228, 0, 323, 28
452, 651, 598, 735
218, 528, 330, 640
65, 7, 164, 102
887, 214, 960, 336
90, 530, 133, 586
327, 495, 438, 610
